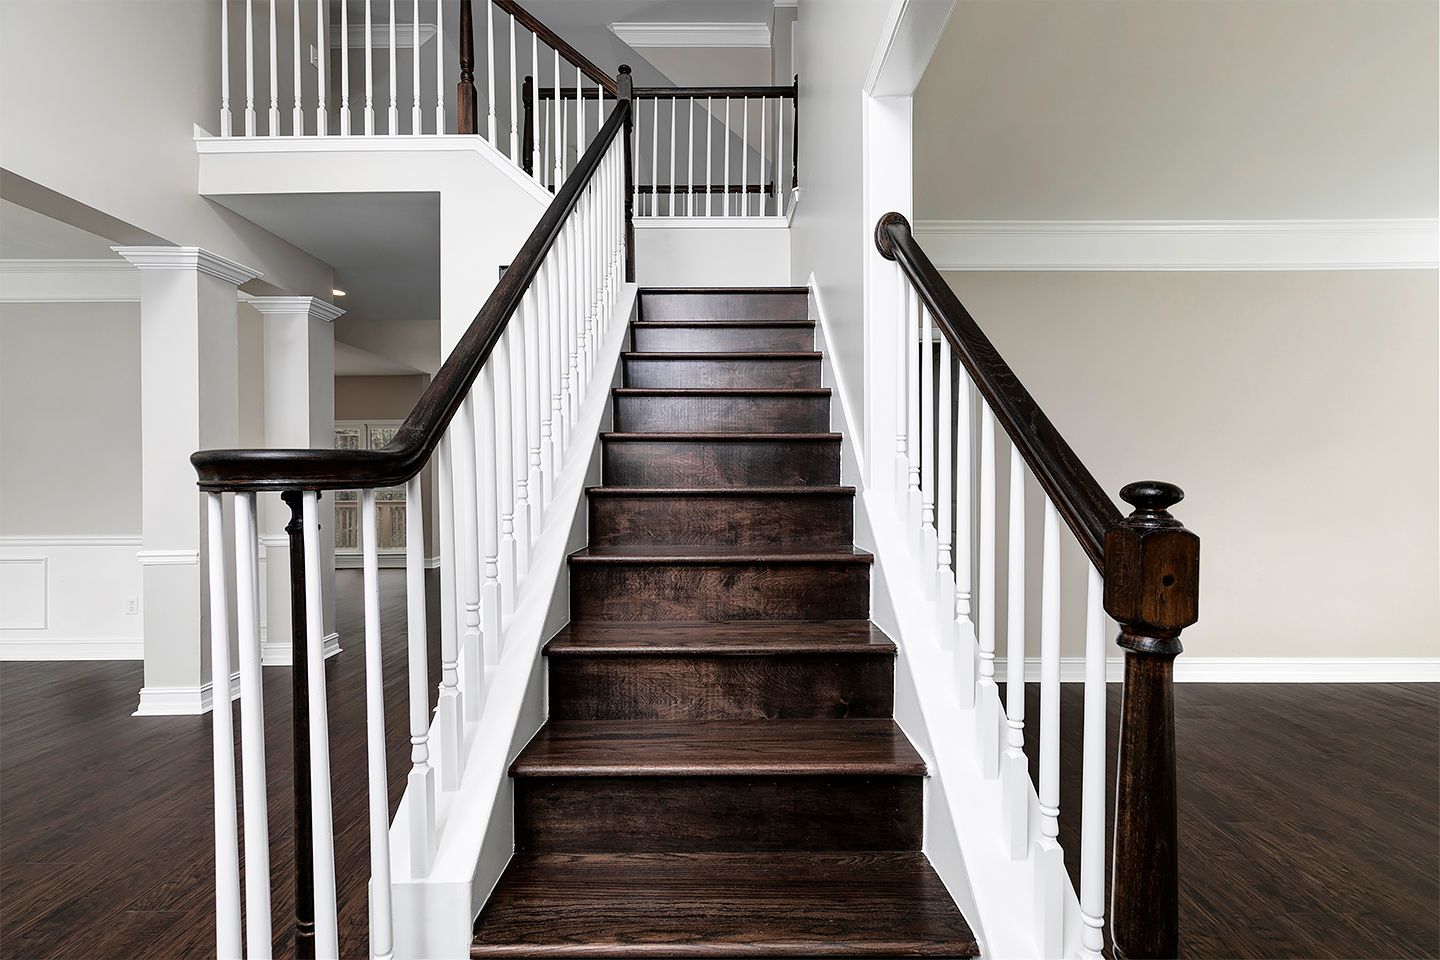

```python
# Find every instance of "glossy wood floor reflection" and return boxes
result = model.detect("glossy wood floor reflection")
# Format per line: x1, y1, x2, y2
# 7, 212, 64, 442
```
0, 572, 1435, 958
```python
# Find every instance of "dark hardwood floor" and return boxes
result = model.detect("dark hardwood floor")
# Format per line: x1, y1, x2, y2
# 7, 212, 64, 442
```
1, 571, 1435, 958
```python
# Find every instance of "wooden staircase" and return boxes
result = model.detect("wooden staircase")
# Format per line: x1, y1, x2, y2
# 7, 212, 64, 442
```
470, 288, 978, 958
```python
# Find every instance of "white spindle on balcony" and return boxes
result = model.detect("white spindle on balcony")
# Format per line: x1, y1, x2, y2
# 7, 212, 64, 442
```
412, 0, 422, 133
268, 0, 279, 134
339, 0, 350, 134
485, 2, 496, 143
316, 0, 327, 132
388, 0, 399, 132
363, 0, 375, 133
291, 0, 302, 133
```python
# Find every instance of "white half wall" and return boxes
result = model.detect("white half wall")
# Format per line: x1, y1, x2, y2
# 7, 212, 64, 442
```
635, 219, 791, 287
0, 537, 143, 660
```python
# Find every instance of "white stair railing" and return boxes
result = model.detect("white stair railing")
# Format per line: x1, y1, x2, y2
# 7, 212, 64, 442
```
193, 95, 631, 960
876, 212, 1199, 960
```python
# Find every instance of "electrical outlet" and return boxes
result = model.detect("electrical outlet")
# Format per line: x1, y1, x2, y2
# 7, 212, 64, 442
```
125, 597, 139, 616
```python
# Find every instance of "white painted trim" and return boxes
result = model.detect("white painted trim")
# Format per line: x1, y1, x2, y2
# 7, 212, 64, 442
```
111, 246, 261, 284
610, 21, 771, 48
634, 215, 788, 230
136, 549, 201, 566
260, 632, 343, 667
332, 22, 435, 49
1019, 656, 1440, 682
0, 260, 140, 303
0, 638, 144, 660
913, 219, 1440, 271
0, 535, 143, 547
864, 0, 957, 98
246, 295, 346, 322
133, 669, 242, 717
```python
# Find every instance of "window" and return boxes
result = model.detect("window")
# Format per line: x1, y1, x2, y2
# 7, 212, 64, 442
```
334, 421, 406, 555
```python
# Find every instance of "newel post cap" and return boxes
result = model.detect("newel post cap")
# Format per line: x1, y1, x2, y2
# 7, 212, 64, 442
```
874, 212, 910, 261
1104, 479, 1199, 644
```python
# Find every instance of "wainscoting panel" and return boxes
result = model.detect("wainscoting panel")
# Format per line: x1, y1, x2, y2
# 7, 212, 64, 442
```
0, 536, 143, 659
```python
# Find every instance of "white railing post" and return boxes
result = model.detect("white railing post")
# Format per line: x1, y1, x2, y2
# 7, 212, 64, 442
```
300, 492, 339, 958
388, 0, 399, 132
435, 435, 465, 788
919, 305, 937, 569
359, 490, 395, 960
478, 363, 502, 666
650, 97, 660, 218
412, 0, 422, 133
1079, 563, 1108, 959
364, 0, 375, 133
494, 329, 518, 613
508, 13, 519, 159
935, 336, 955, 621
316, 0, 328, 132
233, 492, 271, 958
268, 0, 280, 134
740, 97, 749, 217
456, 397, 486, 722
1035, 494, 1065, 956
245, 0, 256, 136
906, 283, 923, 541
434, 0, 444, 134
1001, 444, 1028, 859
402, 476, 438, 876
954, 374, 975, 706
221, 0, 233, 137
292, 0, 303, 133
523, 284, 545, 531
485, 1, 496, 143
206, 493, 242, 959
894, 270, 909, 503
976, 404, 999, 779
340, 0, 351, 134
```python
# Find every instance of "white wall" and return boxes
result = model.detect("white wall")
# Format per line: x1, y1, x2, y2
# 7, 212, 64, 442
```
635, 222, 791, 287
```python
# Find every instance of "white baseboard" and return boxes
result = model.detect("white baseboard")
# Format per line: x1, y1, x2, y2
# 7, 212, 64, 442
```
261, 632, 343, 667
1021, 656, 1440, 683
0, 638, 144, 661
133, 669, 242, 717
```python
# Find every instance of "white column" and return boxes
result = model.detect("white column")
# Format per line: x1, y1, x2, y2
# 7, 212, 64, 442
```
114, 247, 259, 716
249, 296, 344, 666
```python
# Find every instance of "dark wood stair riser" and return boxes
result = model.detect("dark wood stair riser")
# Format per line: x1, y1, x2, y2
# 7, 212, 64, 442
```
623, 355, 821, 389
515, 775, 921, 853
589, 492, 854, 548
547, 653, 895, 720
613, 392, 831, 433
632, 324, 815, 353
571, 560, 870, 621
603, 437, 840, 487
639, 289, 810, 323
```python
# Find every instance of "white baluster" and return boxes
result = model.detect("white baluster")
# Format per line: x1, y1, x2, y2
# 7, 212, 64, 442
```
537, 261, 556, 506
576, 66, 585, 166
548, 249, 565, 460
722, 97, 730, 216
687, 97, 695, 216
478, 364, 502, 665
340, 0, 351, 135
551, 48, 561, 189
485, 1, 496, 143
936, 335, 955, 619
740, 97, 749, 216
650, 96, 659, 217
359, 490, 395, 960
412, 0, 421, 132
777, 93, 786, 217
976, 404, 999, 779
364, 0, 375, 133
301, 493, 339, 958
1035, 493, 1065, 956
530, 31, 540, 181
268, 0, 280, 134
388, 0, 398, 132
906, 284, 923, 542
955, 374, 975, 705
402, 476, 438, 876
667, 97, 677, 216
564, 221, 580, 427
759, 97, 767, 216
524, 284, 545, 531
920, 305, 937, 569
233, 492, 271, 958
705, 96, 714, 216
508, 14, 518, 159
205, 494, 242, 959
1001, 443, 1028, 859
245, 0, 256, 136
292, 0, 303, 133
508, 311, 532, 578
490, 330, 518, 601
456, 396, 486, 722
316, 0, 327, 133
434, 0, 444, 133
894, 271, 909, 503
435, 436, 464, 789
632, 94, 641, 214
221, 0, 233, 136
1079, 564, 1108, 959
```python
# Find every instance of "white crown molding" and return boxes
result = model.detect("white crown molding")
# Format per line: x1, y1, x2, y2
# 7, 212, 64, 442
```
1024, 656, 1440, 683
246, 295, 346, 323
111, 246, 262, 285
610, 21, 771, 48
136, 549, 201, 566
133, 669, 241, 716
912, 219, 1440, 271
332, 22, 436, 49
0, 638, 144, 661
0, 259, 140, 303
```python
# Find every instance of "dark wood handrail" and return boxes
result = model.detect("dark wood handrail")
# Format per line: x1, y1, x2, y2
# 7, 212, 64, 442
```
192, 98, 632, 493
492, 0, 617, 95
633, 84, 797, 99
875, 212, 1121, 568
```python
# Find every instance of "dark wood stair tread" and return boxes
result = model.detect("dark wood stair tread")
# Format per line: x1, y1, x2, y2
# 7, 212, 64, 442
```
546, 621, 895, 656
632, 320, 815, 328
612, 387, 830, 395
569, 545, 873, 564
587, 486, 855, 496
602, 432, 840, 441
470, 852, 979, 958
622, 351, 822, 360
511, 719, 925, 777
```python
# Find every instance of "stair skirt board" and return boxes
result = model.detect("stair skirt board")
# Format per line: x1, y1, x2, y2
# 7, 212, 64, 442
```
465, 287, 978, 959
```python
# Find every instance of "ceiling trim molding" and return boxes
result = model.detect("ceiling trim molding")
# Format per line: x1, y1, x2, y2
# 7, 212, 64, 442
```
331, 22, 436, 49
246, 295, 346, 322
0, 259, 140, 302
609, 21, 772, 49
912, 219, 1440, 271
112, 246, 262, 285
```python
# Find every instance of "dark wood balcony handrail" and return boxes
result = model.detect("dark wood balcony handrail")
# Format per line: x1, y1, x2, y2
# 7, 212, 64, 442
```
875, 212, 1121, 568
191, 98, 632, 493
535, 83, 797, 101
492, 0, 617, 95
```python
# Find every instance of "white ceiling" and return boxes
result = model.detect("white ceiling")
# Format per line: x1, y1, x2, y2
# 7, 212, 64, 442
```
0, 199, 120, 260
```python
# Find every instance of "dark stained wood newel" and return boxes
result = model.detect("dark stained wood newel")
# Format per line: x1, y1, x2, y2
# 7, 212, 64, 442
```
457, 1, 478, 135
280, 490, 316, 960
521, 75, 534, 175
618, 64, 635, 283
791, 75, 800, 191
1104, 480, 1199, 960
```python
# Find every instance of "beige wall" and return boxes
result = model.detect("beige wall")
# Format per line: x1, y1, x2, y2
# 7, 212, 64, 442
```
944, 268, 1439, 660
0, 302, 142, 536
335, 374, 438, 553
916, 0, 1439, 220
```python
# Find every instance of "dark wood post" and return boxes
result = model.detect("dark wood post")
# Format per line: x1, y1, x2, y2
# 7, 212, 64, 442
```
280, 490, 316, 960
617, 64, 635, 283
457, 1, 478, 135
521, 75, 534, 175
1104, 480, 1198, 960
790, 74, 799, 191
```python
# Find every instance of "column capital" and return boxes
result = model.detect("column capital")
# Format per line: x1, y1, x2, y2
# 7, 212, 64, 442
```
111, 246, 261, 286
242, 295, 345, 323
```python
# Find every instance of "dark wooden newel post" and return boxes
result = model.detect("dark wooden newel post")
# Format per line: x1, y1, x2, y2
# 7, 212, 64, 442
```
280, 490, 316, 960
521, 75, 534, 174
1104, 480, 1199, 960
617, 64, 635, 283
457, 0, 478, 135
